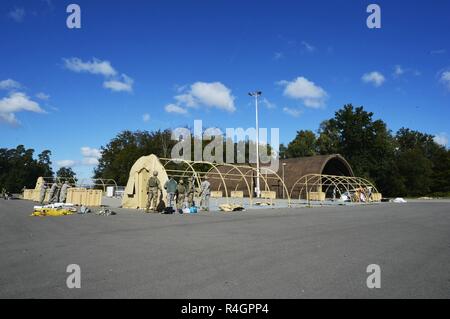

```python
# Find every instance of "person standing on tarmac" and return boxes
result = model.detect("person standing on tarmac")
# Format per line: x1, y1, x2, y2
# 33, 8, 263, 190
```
146, 171, 161, 213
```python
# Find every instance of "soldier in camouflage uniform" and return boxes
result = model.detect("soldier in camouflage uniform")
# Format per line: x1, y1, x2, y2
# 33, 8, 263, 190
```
146, 171, 161, 213
200, 176, 211, 211
59, 181, 71, 203
187, 177, 195, 207
39, 182, 47, 205
48, 182, 59, 203
176, 179, 186, 210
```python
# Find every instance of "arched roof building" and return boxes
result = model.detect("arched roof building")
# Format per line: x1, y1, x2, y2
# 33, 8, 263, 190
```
280, 154, 354, 189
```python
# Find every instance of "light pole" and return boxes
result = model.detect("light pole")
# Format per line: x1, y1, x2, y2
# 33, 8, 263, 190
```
249, 91, 262, 198
282, 162, 287, 199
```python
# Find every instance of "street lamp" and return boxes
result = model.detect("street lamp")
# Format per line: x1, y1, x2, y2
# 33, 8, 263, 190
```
248, 91, 262, 198
282, 162, 287, 199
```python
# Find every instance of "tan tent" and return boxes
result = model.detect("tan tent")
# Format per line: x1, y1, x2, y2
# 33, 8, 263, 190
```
122, 154, 169, 209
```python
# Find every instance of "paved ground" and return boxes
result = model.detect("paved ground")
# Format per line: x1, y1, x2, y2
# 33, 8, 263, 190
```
0, 199, 449, 299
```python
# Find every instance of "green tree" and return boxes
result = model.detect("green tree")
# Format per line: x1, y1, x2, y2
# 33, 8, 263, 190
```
314, 104, 398, 195
286, 130, 317, 158
56, 167, 77, 184
37, 150, 54, 178
395, 128, 449, 196
396, 148, 433, 196
0, 145, 54, 192
94, 129, 175, 185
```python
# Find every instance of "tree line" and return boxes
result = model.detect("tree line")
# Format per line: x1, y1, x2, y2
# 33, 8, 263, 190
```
2, 104, 449, 197
94, 104, 449, 197
279, 104, 450, 197
0, 146, 77, 193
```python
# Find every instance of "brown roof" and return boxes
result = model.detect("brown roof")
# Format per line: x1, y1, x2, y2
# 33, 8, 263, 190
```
207, 154, 354, 198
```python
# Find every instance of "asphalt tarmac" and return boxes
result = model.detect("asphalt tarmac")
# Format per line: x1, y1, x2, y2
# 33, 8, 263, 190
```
0, 199, 449, 298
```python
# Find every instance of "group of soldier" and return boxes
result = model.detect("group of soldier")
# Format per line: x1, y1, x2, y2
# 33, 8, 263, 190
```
39, 180, 72, 205
1, 187, 12, 200
145, 171, 211, 213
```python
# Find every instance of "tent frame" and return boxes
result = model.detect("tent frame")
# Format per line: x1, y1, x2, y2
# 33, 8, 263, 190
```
159, 158, 291, 207
42, 177, 118, 193
289, 174, 380, 205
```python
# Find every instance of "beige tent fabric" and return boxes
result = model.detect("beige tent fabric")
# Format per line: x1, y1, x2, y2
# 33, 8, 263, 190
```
121, 154, 169, 209
35, 177, 45, 191
23, 177, 48, 201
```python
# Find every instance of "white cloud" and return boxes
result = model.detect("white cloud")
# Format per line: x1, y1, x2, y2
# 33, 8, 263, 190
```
434, 133, 448, 147
175, 82, 236, 112
362, 71, 385, 87
64, 57, 135, 93
142, 113, 150, 122
165, 103, 188, 115
80, 147, 101, 166
0, 113, 18, 125
81, 147, 101, 158
36, 92, 50, 100
440, 70, 450, 90
278, 76, 328, 108
9, 7, 25, 23
56, 160, 76, 168
0, 92, 45, 125
0, 79, 21, 91
393, 65, 420, 78
103, 74, 134, 93
301, 41, 316, 52
283, 107, 302, 117
394, 65, 405, 77
261, 98, 276, 109
175, 93, 196, 107
82, 157, 99, 166
63, 57, 117, 77
56, 147, 101, 168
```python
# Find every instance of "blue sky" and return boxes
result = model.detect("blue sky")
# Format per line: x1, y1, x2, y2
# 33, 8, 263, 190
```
1, 0, 449, 179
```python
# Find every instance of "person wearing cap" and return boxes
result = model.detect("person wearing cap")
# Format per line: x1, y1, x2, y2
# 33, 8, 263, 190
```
200, 176, 211, 211
59, 181, 71, 203
176, 179, 186, 211
146, 171, 161, 213
48, 182, 59, 203
39, 182, 47, 205
187, 177, 195, 207
164, 176, 178, 210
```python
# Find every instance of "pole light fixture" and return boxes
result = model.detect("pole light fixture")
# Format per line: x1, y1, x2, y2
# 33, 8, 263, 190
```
248, 91, 262, 198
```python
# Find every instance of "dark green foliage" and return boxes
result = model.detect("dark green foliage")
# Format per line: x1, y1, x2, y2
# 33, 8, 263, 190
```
286, 130, 317, 158
93, 130, 176, 186
56, 167, 77, 184
284, 104, 450, 197
0, 145, 54, 193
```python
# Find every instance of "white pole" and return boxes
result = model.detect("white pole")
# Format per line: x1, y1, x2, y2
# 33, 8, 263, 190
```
255, 94, 261, 198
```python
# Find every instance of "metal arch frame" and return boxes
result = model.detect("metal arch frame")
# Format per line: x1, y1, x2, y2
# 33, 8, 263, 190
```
206, 165, 253, 205
43, 176, 77, 186
259, 166, 291, 205
210, 164, 275, 206
233, 165, 291, 206
289, 174, 380, 204
77, 178, 118, 192
162, 158, 202, 190
158, 158, 292, 207
161, 158, 230, 204
43, 177, 118, 192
